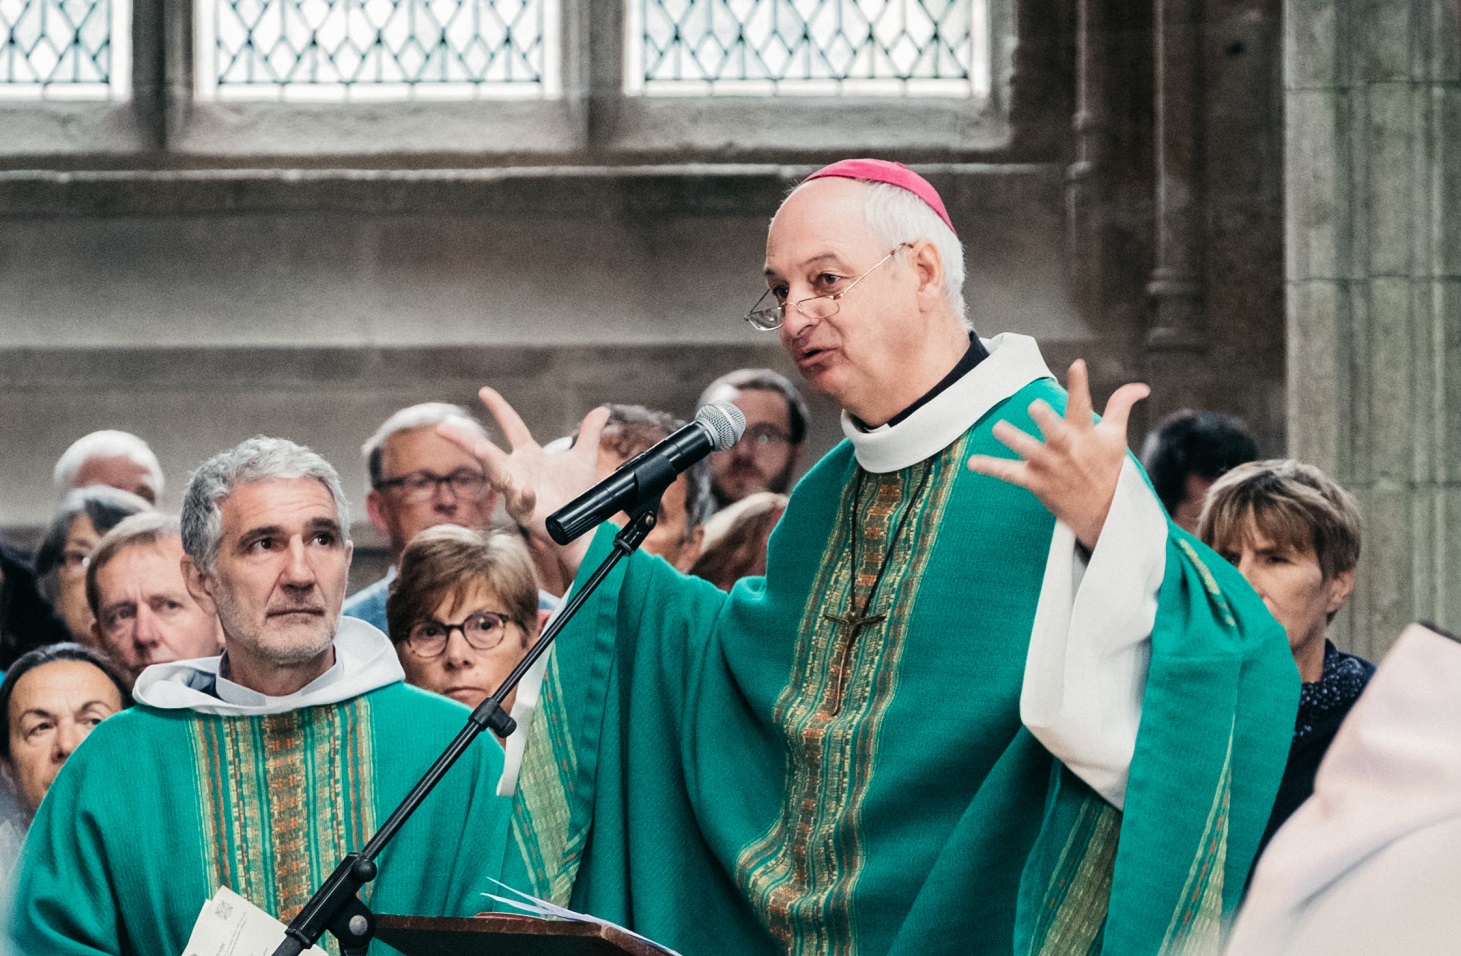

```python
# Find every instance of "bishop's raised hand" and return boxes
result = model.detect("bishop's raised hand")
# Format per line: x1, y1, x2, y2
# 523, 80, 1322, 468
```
438, 387, 610, 575
965, 359, 1149, 550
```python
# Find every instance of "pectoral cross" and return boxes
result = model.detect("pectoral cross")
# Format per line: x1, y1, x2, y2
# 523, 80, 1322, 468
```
820, 608, 886, 716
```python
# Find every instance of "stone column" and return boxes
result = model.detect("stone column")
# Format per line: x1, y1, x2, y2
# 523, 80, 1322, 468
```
1147, 0, 1207, 351
1066, 0, 1109, 316
1285, 0, 1461, 657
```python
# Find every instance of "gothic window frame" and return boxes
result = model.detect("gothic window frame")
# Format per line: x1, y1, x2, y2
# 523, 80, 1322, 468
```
0, 0, 1019, 162
0, 0, 153, 156
606, 0, 1015, 157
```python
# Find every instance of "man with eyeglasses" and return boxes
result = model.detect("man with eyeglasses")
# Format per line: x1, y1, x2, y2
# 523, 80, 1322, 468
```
695, 369, 809, 511
344, 402, 499, 634
448, 160, 1297, 956
10, 437, 514, 955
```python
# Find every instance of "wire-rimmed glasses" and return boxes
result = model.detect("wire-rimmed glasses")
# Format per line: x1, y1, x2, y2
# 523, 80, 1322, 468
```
743, 244, 909, 332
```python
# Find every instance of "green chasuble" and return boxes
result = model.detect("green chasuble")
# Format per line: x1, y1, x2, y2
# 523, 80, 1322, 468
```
10, 680, 513, 956
506, 371, 1298, 955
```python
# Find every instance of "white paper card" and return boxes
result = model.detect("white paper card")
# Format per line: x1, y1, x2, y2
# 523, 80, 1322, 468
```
181, 886, 328, 956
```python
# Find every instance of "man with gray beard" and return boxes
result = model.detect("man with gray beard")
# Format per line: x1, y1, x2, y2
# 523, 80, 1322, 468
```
9, 437, 515, 956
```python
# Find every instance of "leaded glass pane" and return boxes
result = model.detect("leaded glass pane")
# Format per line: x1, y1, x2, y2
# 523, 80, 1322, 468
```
195, 0, 558, 101
626, 0, 988, 97
0, 0, 129, 99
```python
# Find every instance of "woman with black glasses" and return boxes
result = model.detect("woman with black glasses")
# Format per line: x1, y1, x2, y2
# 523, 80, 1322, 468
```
385, 524, 540, 723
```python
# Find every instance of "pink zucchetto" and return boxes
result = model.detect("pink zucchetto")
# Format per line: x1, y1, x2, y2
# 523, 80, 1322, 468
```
802, 159, 956, 236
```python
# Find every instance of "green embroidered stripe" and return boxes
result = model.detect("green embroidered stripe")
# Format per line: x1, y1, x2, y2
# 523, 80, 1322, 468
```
1159, 728, 1233, 956
1028, 798, 1120, 956
189, 698, 376, 955
190, 718, 232, 896
347, 695, 378, 911
233, 717, 273, 913
734, 454, 870, 954
1176, 540, 1237, 629
512, 652, 581, 905
263, 712, 312, 921
737, 436, 969, 956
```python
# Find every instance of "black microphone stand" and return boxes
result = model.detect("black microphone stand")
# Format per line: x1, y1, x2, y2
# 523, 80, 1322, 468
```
269, 503, 662, 956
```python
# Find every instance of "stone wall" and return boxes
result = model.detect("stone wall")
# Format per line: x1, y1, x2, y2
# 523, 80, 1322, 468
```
0, 0, 1299, 598
1061, 0, 1289, 462
1284, 0, 1461, 656
0, 164, 1093, 588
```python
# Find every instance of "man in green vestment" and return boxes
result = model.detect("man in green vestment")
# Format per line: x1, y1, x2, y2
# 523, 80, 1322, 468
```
446, 160, 1299, 956
8, 437, 513, 956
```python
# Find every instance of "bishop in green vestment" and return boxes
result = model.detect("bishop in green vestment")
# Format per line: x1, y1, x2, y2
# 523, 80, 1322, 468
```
9, 439, 515, 956
451, 162, 1300, 956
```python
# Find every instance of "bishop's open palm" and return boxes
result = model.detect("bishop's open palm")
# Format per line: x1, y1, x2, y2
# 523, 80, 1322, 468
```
439, 387, 609, 573
966, 360, 1149, 549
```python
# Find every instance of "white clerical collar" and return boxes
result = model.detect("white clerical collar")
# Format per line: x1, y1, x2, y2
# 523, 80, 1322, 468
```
132, 616, 405, 716
843, 332, 1055, 473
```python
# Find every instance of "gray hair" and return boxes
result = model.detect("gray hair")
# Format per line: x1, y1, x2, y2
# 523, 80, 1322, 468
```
859, 180, 969, 328
86, 512, 182, 616
34, 486, 154, 602
52, 430, 164, 498
362, 402, 489, 488
182, 437, 351, 575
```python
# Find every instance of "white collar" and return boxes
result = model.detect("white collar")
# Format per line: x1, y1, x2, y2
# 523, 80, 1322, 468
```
843, 333, 1055, 473
132, 617, 405, 716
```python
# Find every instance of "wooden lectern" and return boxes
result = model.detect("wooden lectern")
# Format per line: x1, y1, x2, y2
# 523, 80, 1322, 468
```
376, 913, 672, 956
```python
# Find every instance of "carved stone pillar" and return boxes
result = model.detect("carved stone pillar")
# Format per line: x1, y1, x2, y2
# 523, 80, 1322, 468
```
1147, 0, 1206, 350
1066, 0, 1108, 316
1285, 0, 1461, 656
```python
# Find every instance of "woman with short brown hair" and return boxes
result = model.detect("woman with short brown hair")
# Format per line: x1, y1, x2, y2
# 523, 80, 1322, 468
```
386, 525, 539, 718
1198, 459, 1371, 852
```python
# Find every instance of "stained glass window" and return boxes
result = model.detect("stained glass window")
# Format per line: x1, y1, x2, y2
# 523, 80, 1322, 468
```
0, 0, 129, 99
195, 0, 557, 101
626, 0, 988, 97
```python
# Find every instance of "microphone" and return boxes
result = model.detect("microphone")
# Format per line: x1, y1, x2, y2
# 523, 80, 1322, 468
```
546, 402, 746, 545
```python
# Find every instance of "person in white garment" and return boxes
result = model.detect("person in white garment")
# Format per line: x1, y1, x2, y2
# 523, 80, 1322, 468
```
1227, 621, 1461, 956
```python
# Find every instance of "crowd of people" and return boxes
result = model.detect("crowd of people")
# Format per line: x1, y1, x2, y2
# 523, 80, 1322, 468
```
0, 368, 814, 910
0, 158, 1437, 956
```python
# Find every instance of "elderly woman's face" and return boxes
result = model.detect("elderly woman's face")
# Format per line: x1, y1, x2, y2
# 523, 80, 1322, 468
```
57, 515, 102, 644
396, 580, 536, 715
3, 660, 124, 817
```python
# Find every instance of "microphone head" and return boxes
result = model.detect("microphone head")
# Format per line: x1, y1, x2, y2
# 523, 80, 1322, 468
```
695, 402, 746, 451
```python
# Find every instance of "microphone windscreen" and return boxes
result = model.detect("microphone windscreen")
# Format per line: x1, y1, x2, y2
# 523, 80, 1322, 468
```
696, 402, 746, 451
